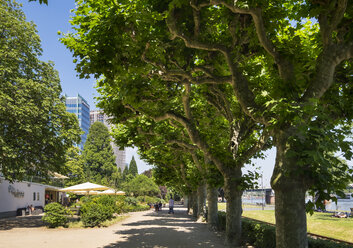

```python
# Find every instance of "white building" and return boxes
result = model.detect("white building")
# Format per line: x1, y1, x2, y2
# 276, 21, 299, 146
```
0, 177, 63, 218
90, 110, 126, 171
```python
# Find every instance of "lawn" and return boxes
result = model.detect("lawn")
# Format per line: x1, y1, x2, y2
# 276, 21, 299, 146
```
242, 210, 353, 243
218, 202, 263, 211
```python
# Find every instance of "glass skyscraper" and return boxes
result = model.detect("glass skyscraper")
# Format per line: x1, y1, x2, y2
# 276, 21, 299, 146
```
65, 94, 90, 150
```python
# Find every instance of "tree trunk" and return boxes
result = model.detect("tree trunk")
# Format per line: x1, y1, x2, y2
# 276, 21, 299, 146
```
272, 131, 308, 248
187, 194, 191, 214
274, 182, 307, 248
223, 167, 242, 247
206, 183, 218, 230
192, 191, 198, 218
197, 183, 207, 220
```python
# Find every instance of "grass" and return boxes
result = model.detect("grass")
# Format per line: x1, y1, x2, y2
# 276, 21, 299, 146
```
67, 214, 130, 228
218, 202, 268, 211
242, 210, 353, 243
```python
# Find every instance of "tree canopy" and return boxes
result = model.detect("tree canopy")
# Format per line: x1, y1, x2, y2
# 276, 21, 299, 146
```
83, 122, 117, 186
62, 0, 353, 247
0, 0, 81, 182
124, 174, 160, 197
128, 156, 138, 176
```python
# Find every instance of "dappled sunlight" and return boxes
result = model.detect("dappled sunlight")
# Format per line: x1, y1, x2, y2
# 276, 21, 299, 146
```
103, 208, 225, 248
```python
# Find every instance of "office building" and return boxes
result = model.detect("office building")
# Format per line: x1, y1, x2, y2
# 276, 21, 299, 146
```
90, 110, 126, 171
65, 94, 90, 150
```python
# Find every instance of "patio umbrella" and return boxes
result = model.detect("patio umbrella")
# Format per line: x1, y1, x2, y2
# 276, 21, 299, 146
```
72, 190, 100, 195
60, 182, 109, 195
98, 189, 125, 195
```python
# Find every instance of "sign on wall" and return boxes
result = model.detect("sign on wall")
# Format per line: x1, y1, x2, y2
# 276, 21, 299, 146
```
8, 185, 24, 198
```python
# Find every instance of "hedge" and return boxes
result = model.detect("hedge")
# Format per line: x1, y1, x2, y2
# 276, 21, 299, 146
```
42, 202, 71, 228
217, 212, 352, 248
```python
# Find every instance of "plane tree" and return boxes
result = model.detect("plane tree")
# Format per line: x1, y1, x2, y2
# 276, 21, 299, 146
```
114, 115, 226, 223
95, 74, 267, 243
163, 1, 353, 247
62, 0, 353, 247
62, 0, 272, 245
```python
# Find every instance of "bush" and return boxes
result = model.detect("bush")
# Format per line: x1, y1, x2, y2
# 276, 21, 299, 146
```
42, 203, 71, 228
80, 196, 118, 227
217, 212, 352, 248
137, 196, 163, 204
81, 201, 112, 227
124, 196, 138, 206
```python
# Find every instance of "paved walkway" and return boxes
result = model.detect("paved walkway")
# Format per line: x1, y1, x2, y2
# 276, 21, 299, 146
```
0, 206, 226, 248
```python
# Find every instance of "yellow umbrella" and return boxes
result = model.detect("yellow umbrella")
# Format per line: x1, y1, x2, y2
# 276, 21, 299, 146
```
72, 190, 99, 195
98, 189, 125, 195
60, 182, 109, 195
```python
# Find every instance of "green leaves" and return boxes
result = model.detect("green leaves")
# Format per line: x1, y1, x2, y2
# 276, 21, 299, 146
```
0, 0, 81, 182
83, 122, 117, 186
124, 174, 160, 197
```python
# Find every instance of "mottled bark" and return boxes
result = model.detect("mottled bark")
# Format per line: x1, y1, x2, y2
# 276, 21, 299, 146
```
271, 132, 309, 248
197, 183, 207, 220
206, 183, 218, 229
223, 167, 243, 246
274, 183, 307, 248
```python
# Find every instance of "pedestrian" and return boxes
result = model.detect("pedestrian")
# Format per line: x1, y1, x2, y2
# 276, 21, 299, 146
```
168, 198, 174, 214
158, 202, 162, 211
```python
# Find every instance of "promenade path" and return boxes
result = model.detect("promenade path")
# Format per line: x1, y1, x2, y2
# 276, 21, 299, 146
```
0, 206, 227, 248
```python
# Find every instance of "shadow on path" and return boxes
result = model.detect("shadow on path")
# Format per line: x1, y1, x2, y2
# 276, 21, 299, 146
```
103, 207, 225, 248
0, 215, 45, 230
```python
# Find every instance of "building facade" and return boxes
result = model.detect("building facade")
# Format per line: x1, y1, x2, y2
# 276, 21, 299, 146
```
90, 110, 126, 171
65, 94, 90, 150
0, 178, 63, 218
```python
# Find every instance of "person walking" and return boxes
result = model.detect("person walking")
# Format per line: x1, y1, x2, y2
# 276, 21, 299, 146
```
168, 198, 174, 214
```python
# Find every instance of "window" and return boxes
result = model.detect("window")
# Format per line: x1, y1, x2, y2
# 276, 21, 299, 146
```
33, 192, 36, 201
37, 192, 40, 201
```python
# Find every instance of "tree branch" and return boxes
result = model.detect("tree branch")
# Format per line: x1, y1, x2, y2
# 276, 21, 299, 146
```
167, 7, 268, 125
302, 42, 353, 101
237, 130, 270, 165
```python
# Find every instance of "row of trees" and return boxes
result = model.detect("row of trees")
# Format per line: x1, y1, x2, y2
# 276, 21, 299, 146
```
61, 1, 353, 247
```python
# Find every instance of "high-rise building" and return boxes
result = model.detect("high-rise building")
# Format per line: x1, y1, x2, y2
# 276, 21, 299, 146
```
90, 110, 126, 171
65, 94, 90, 150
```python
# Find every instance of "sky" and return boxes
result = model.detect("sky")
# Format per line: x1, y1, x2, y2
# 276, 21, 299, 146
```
17, 0, 276, 187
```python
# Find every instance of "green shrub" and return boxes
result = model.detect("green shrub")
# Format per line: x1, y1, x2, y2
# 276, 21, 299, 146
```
122, 203, 150, 212
42, 202, 71, 228
217, 212, 352, 248
124, 196, 138, 206
81, 201, 111, 227
137, 195, 162, 204
80, 196, 118, 227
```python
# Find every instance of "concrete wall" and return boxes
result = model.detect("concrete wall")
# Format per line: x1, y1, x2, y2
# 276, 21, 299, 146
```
0, 178, 45, 217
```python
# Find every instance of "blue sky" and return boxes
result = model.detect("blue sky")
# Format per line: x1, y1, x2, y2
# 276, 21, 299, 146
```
18, 0, 275, 186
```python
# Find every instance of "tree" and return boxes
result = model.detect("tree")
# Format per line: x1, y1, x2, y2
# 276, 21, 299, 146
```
128, 156, 138, 177
83, 122, 117, 185
0, 0, 81, 182
62, 0, 268, 244
62, 0, 353, 247
122, 165, 129, 181
124, 174, 160, 197
63, 147, 84, 186
142, 169, 153, 178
